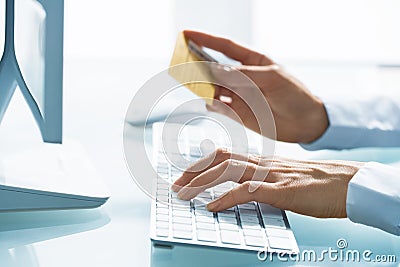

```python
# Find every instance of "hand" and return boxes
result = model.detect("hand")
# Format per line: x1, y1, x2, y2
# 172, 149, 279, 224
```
184, 30, 329, 143
172, 149, 364, 218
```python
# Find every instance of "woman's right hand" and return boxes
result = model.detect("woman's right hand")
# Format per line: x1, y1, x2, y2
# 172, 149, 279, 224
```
184, 30, 329, 144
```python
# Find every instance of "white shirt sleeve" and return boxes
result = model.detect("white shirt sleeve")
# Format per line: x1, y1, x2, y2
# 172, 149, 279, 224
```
300, 96, 400, 235
347, 162, 400, 235
301, 96, 400, 150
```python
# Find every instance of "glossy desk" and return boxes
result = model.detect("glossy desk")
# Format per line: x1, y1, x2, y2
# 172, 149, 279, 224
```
0, 60, 399, 267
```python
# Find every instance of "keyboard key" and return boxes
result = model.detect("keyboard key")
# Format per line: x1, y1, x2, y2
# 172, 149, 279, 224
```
220, 230, 241, 245
172, 207, 191, 213
157, 162, 168, 169
218, 210, 236, 217
157, 175, 169, 182
238, 209, 257, 216
170, 192, 179, 199
197, 192, 212, 199
239, 213, 259, 224
195, 210, 214, 217
156, 221, 169, 229
171, 199, 190, 206
157, 165, 168, 172
172, 205, 191, 211
241, 221, 260, 229
171, 169, 182, 177
156, 228, 169, 237
156, 207, 169, 215
157, 183, 170, 190
219, 223, 238, 231
156, 202, 168, 208
259, 204, 283, 219
173, 210, 192, 218
193, 205, 208, 211
243, 228, 262, 237
157, 195, 169, 202
173, 216, 192, 224
156, 214, 169, 222
196, 222, 215, 230
265, 228, 291, 238
157, 171, 168, 178
244, 236, 265, 247
173, 230, 192, 240
268, 236, 292, 250
196, 215, 215, 223
217, 216, 237, 224
238, 203, 256, 210
263, 218, 286, 229
197, 230, 217, 242
173, 223, 193, 232
156, 189, 169, 196
193, 198, 208, 207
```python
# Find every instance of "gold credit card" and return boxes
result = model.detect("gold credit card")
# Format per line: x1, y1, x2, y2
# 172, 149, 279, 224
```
169, 32, 215, 104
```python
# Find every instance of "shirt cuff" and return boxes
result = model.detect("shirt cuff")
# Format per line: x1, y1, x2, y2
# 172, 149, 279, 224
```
346, 162, 400, 235
300, 103, 364, 150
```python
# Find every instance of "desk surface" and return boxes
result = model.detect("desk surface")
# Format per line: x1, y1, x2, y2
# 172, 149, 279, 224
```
0, 60, 399, 267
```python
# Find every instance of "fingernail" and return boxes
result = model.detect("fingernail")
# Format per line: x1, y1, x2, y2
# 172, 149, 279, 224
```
207, 200, 220, 211
170, 183, 180, 192
177, 187, 195, 200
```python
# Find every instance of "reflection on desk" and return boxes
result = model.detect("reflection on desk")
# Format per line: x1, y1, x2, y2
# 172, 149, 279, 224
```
0, 208, 109, 267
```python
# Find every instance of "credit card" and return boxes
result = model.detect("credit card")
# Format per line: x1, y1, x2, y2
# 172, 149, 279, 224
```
169, 32, 215, 104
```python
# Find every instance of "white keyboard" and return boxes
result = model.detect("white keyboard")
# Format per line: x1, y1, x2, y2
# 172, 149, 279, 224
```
150, 122, 299, 254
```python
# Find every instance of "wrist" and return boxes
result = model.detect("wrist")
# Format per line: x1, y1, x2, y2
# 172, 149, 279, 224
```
300, 100, 329, 143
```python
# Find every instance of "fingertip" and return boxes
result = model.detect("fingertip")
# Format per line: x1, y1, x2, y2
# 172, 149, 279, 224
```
206, 200, 220, 212
177, 188, 189, 200
170, 183, 180, 192
205, 103, 216, 112
183, 30, 203, 42
183, 29, 193, 37
177, 185, 199, 201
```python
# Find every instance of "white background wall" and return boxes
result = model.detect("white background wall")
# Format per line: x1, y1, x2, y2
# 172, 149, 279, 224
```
60, 0, 400, 64
1, 0, 399, 63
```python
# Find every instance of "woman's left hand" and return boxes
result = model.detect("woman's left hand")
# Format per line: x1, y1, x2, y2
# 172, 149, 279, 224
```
172, 148, 364, 218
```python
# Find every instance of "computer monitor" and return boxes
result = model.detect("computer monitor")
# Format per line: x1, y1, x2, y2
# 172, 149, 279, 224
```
0, 0, 63, 143
0, 0, 109, 212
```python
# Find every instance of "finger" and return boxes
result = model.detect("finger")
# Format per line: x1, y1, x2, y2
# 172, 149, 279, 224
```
206, 98, 245, 125
213, 85, 233, 101
171, 148, 230, 192
208, 87, 264, 134
171, 149, 258, 192
207, 181, 279, 212
183, 30, 273, 66
177, 158, 247, 200
178, 159, 272, 200
211, 64, 280, 91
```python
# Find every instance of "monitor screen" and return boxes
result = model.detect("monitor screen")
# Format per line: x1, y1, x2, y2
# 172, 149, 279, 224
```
0, 0, 63, 143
